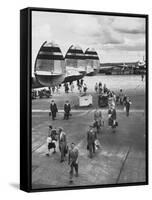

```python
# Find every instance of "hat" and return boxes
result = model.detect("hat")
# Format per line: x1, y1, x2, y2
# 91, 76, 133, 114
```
59, 127, 63, 131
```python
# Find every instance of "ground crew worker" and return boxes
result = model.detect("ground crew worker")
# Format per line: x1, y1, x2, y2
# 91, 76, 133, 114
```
58, 127, 67, 162
87, 125, 97, 158
68, 143, 79, 183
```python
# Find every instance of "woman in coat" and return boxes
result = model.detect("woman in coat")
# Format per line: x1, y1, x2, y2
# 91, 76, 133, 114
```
108, 104, 117, 132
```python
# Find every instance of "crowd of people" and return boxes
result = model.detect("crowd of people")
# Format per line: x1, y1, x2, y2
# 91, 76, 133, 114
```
95, 81, 132, 117
46, 126, 79, 183
43, 79, 133, 184
49, 100, 71, 120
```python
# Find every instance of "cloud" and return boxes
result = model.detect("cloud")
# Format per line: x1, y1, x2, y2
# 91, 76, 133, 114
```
103, 37, 145, 52
112, 17, 145, 34
32, 11, 146, 68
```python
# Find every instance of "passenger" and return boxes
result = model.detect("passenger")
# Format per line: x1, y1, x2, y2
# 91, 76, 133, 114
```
95, 83, 98, 93
46, 125, 57, 156
119, 89, 124, 105
123, 94, 127, 106
77, 79, 80, 87
108, 104, 117, 132
50, 100, 58, 120
52, 86, 55, 94
94, 108, 103, 133
99, 82, 102, 88
50, 128, 58, 153
68, 143, 79, 183
78, 84, 82, 94
48, 125, 53, 137
58, 127, 67, 162
70, 82, 74, 93
103, 84, 107, 93
141, 73, 144, 81
87, 125, 97, 158
64, 100, 71, 120
99, 85, 103, 94
83, 83, 87, 94
125, 97, 132, 117
80, 79, 84, 86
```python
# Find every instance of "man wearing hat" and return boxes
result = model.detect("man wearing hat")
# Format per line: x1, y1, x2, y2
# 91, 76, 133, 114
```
58, 127, 67, 162
50, 100, 58, 120
87, 125, 97, 158
68, 143, 79, 183
64, 100, 71, 120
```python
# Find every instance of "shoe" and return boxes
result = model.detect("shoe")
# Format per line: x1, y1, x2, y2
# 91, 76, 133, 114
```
46, 153, 49, 156
69, 180, 73, 184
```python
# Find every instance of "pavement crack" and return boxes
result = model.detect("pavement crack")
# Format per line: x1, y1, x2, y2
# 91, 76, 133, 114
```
116, 146, 131, 184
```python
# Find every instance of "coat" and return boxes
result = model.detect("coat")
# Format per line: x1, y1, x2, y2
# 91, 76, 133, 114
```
59, 131, 67, 147
50, 103, 58, 114
68, 147, 79, 165
64, 103, 71, 113
108, 108, 116, 120
94, 110, 102, 121
87, 129, 97, 145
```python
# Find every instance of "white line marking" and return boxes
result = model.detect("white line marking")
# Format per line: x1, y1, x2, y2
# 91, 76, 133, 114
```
32, 109, 145, 113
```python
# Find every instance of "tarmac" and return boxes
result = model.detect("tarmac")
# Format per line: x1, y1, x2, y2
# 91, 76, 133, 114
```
32, 75, 146, 189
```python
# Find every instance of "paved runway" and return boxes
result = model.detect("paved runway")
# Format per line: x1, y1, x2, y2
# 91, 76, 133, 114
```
32, 75, 146, 189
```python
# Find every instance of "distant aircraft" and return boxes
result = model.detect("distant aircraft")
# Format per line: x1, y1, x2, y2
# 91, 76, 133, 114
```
99, 63, 134, 75
32, 41, 66, 89
85, 48, 100, 76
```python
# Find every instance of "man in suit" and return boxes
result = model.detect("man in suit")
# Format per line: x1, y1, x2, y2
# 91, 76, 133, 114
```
94, 108, 103, 134
50, 100, 58, 120
87, 125, 97, 158
125, 97, 132, 117
64, 100, 71, 120
58, 127, 67, 162
68, 143, 79, 183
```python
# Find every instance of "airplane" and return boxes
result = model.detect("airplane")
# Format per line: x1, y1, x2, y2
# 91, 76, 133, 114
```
32, 42, 87, 89
85, 48, 100, 76
32, 41, 66, 89
64, 45, 86, 81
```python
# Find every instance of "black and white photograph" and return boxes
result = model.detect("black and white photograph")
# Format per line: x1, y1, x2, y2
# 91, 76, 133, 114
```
30, 8, 148, 191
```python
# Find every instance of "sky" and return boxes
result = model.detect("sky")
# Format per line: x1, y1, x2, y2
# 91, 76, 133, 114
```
32, 11, 146, 72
